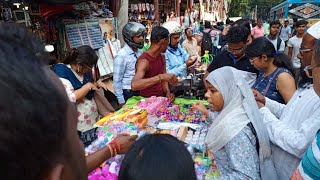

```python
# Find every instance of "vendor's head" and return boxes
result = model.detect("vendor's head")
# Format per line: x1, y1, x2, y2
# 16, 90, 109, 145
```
162, 21, 182, 49
119, 134, 196, 180
226, 26, 250, 60
0, 23, 87, 180
150, 26, 170, 53
123, 22, 146, 49
269, 20, 281, 37
62, 45, 98, 75
246, 37, 293, 74
310, 40, 320, 96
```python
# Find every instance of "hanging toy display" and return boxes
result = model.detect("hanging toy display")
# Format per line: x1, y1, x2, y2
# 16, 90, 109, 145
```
201, 50, 214, 65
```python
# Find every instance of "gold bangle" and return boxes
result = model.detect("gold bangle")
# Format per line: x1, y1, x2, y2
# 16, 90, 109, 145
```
158, 74, 162, 82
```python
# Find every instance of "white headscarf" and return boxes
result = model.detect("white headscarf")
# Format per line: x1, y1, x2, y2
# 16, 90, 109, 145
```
205, 66, 278, 180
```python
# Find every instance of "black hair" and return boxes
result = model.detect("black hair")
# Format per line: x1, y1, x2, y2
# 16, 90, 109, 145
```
226, 18, 231, 25
233, 19, 251, 33
269, 20, 281, 28
151, 26, 169, 43
119, 134, 196, 180
226, 25, 250, 44
204, 20, 211, 29
62, 45, 98, 67
185, 27, 192, 34
246, 37, 294, 75
293, 17, 298, 22
0, 23, 69, 179
296, 20, 308, 27
285, 20, 289, 23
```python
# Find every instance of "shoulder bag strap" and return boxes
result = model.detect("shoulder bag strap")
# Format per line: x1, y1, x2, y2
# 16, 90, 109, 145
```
262, 68, 281, 96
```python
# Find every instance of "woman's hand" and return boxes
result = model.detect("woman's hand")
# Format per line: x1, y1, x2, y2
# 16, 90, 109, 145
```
85, 82, 98, 91
192, 102, 209, 116
96, 79, 109, 91
113, 134, 138, 154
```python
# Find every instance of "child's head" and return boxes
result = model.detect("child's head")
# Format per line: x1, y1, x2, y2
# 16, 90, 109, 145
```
205, 81, 224, 111
119, 134, 196, 180
205, 67, 247, 112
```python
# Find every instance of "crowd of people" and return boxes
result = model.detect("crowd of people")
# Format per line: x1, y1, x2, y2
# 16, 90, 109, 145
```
1, 15, 320, 180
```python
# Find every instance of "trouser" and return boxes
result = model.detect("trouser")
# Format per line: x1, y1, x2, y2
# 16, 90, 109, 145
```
123, 89, 140, 101
78, 128, 98, 147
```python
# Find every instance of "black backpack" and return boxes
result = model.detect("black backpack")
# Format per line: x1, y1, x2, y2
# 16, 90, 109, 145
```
264, 36, 282, 51
201, 30, 213, 55
276, 36, 282, 51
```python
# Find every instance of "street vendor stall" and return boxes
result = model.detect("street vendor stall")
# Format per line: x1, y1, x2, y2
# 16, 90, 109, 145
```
85, 96, 219, 180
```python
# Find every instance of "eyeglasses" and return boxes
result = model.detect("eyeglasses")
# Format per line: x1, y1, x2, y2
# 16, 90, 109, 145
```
299, 48, 313, 55
83, 64, 93, 70
249, 56, 260, 63
303, 65, 320, 78
227, 46, 245, 54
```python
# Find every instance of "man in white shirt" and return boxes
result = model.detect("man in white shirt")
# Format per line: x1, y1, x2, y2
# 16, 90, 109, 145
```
265, 20, 285, 52
279, 20, 292, 45
253, 22, 320, 180
287, 20, 308, 83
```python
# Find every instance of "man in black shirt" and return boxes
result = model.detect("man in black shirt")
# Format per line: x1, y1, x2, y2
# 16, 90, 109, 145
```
206, 25, 259, 86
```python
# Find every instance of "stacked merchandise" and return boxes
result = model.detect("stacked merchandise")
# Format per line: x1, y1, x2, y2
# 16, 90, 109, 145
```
87, 96, 219, 180
129, 3, 155, 21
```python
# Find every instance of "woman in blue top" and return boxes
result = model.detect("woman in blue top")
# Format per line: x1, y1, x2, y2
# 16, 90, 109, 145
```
246, 37, 296, 104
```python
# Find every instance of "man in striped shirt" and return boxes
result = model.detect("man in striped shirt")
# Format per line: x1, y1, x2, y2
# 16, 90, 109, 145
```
253, 22, 320, 179
291, 22, 320, 180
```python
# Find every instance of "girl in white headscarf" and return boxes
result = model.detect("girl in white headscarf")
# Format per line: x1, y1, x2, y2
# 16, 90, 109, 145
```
193, 66, 277, 180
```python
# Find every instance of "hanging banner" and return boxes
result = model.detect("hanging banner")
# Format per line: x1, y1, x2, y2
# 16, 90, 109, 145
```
289, 3, 320, 19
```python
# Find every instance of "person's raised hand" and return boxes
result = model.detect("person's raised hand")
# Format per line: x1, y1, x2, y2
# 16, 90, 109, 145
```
96, 79, 108, 91
85, 82, 99, 91
252, 89, 266, 107
186, 55, 197, 67
166, 92, 175, 102
159, 74, 178, 85
113, 134, 138, 154
192, 102, 209, 116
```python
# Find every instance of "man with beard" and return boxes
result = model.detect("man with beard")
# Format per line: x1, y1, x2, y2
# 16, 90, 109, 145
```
290, 22, 320, 179
291, 40, 320, 180
162, 21, 197, 78
253, 22, 320, 179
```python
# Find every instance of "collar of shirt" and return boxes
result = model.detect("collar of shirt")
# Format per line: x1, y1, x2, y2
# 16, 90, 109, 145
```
167, 44, 184, 56
123, 44, 141, 58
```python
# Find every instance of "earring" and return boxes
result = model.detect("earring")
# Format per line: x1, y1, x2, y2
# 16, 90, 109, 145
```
77, 65, 80, 73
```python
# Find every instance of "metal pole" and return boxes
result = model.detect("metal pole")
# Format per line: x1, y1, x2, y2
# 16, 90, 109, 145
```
255, 5, 257, 20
